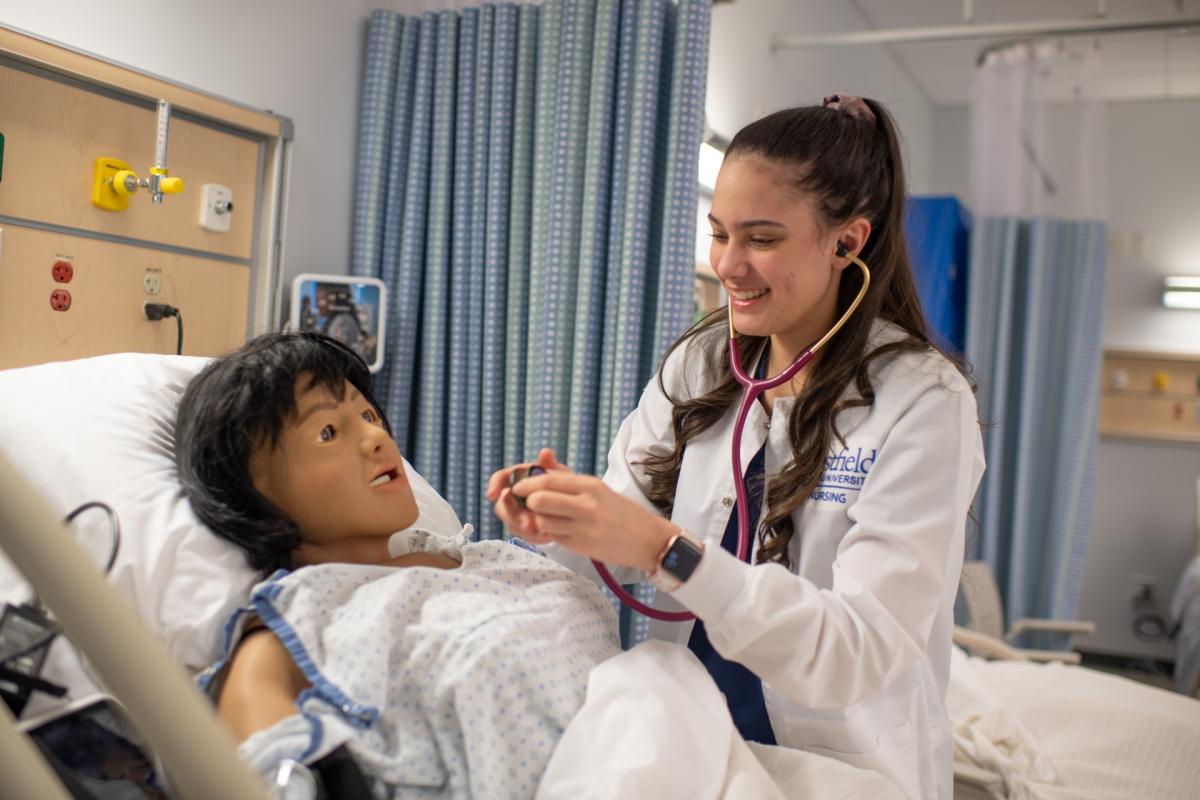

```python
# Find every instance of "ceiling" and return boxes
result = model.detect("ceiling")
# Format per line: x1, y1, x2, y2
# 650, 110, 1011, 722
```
798, 0, 1200, 104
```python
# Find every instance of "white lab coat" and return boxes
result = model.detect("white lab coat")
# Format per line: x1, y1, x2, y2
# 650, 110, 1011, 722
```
550, 319, 984, 799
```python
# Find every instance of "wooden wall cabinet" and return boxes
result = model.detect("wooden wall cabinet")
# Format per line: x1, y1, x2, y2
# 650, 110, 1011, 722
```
1100, 350, 1200, 444
0, 25, 290, 369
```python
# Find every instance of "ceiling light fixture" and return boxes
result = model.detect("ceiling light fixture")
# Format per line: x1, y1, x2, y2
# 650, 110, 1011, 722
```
1163, 276, 1200, 309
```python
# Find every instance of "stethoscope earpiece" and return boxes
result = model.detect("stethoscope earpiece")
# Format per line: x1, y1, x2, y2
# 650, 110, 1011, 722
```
836, 241, 849, 258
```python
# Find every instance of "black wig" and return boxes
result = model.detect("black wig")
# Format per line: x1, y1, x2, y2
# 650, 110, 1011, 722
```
175, 332, 391, 574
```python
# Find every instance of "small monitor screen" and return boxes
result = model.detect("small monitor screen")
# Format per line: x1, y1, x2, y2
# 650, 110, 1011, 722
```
290, 274, 388, 372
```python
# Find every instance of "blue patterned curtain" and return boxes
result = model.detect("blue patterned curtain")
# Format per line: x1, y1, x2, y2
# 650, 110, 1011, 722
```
351, 1, 709, 560
966, 218, 1107, 640
965, 41, 1109, 641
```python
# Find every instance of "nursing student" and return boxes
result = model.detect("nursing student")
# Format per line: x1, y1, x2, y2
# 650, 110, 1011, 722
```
487, 95, 984, 799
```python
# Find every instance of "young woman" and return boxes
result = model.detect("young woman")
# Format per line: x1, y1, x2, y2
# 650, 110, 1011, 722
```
489, 96, 984, 799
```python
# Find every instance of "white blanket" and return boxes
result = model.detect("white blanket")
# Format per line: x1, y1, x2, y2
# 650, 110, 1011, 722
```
947, 646, 1058, 798
539, 641, 904, 799
207, 539, 620, 798
949, 646, 1200, 799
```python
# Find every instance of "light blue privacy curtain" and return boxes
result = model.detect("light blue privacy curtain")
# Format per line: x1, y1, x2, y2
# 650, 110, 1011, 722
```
966, 219, 1106, 638
350, 1, 709, 559
966, 42, 1108, 638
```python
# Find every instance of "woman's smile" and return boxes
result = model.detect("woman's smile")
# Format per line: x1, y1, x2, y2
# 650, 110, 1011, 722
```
727, 287, 770, 307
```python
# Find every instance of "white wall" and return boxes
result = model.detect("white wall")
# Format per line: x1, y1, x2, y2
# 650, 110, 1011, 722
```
930, 100, 1200, 660
1104, 99, 1200, 353
3, 0, 376, 290
708, 0, 936, 193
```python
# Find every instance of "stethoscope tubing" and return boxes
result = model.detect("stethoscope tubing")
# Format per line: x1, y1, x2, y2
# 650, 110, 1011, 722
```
593, 254, 871, 622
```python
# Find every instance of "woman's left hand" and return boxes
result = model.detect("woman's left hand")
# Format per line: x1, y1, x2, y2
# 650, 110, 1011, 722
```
510, 472, 679, 573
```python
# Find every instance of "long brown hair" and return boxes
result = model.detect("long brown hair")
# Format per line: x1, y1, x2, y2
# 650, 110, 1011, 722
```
641, 100, 964, 568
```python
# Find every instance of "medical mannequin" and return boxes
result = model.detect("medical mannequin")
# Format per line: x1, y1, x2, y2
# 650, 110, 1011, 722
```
489, 97, 984, 800
175, 332, 458, 741
176, 334, 620, 797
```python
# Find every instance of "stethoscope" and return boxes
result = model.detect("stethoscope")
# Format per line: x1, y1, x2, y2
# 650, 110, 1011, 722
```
593, 244, 872, 622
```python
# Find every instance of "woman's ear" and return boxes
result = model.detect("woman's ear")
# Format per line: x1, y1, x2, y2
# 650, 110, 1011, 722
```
834, 217, 873, 265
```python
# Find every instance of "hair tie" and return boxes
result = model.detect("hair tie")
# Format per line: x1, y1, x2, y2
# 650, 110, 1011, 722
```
822, 93, 877, 127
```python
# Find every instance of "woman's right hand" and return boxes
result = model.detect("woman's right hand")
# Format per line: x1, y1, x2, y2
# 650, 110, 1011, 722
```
486, 448, 570, 544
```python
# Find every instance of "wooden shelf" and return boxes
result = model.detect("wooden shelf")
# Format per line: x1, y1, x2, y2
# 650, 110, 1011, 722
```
1100, 427, 1200, 445
1102, 389, 1200, 401
1099, 350, 1200, 444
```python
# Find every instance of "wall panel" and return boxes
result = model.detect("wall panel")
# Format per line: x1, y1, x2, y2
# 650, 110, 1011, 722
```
0, 62, 260, 261
0, 23, 290, 366
0, 224, 248, 368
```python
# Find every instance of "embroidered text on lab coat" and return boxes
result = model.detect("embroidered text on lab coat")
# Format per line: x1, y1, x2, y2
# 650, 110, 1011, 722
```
812, 447, 876, 504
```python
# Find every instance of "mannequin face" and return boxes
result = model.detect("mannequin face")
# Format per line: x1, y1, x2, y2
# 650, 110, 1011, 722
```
249, 375, 419, 564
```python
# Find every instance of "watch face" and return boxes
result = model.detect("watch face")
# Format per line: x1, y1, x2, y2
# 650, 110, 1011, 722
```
662, 537, 703, 582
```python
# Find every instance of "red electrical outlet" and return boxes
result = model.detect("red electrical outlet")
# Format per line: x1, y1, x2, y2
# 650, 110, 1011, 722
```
49, 289, 72, 311
51, 260, 74, 283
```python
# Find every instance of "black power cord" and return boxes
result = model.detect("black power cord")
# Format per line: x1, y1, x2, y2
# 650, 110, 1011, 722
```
64, 500, 122, 577
144, 302, 184, 355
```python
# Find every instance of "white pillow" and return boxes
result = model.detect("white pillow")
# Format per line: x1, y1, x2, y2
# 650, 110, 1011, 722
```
0, 353, 460, 680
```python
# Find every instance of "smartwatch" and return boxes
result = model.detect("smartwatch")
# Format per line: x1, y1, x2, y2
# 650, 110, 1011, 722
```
649, 529, 705, 592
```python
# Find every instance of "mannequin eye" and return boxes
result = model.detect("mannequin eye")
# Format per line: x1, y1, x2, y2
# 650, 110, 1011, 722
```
319, 424, 336, 442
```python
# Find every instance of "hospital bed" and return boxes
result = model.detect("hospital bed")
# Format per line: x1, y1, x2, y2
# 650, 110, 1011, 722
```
951, 629, 1200, 799
7, 352, 1196, 799
0, 352, 904, 799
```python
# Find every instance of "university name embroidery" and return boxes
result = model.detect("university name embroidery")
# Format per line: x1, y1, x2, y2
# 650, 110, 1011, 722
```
811, 447, 876, 505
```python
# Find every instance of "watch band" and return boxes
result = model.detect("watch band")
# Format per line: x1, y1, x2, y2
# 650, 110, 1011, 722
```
649, 528, 705, 593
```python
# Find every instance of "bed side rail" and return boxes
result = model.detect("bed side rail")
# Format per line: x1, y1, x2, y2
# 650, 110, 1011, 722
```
0, 451, 268, 800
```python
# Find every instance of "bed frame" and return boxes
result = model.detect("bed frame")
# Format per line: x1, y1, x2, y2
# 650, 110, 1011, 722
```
0, 451, 266, 796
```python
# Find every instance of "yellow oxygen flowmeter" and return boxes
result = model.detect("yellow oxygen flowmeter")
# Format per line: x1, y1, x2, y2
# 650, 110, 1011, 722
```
90, 100, 184, 212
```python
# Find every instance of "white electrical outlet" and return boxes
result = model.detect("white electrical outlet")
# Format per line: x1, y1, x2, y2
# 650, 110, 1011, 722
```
199, 183, 234, 233
1128, 574, 1155, 600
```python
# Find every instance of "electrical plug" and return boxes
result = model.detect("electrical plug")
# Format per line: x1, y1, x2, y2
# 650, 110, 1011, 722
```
143, 302, 178, 320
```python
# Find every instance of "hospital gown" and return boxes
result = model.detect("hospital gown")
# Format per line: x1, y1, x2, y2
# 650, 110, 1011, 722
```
200, 532, 621, 798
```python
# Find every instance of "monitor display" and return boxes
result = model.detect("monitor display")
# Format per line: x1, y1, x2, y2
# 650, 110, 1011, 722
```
290, 274, 388, 372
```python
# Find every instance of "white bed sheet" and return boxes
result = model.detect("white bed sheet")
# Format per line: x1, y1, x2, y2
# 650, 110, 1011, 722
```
951, 648, 1200, 799
538, 640, 904, 800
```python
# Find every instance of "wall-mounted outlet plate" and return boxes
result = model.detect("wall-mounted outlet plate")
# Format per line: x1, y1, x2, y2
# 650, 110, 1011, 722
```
144, 270, 161, 295
49, 289, 71, 311
199, 183, 233, 233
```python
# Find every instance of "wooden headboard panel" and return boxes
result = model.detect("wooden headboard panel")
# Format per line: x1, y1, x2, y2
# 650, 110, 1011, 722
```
0, 24, 290, 369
